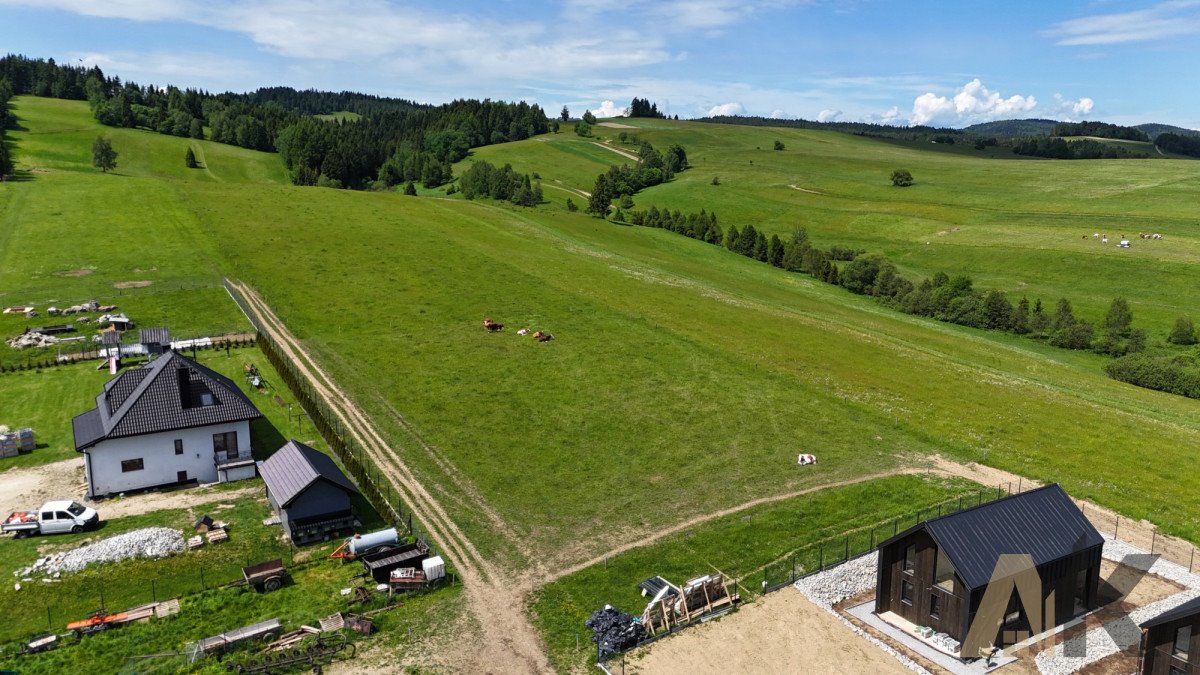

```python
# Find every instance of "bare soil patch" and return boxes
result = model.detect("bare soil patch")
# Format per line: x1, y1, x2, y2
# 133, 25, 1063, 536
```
55, 268, 94, 277
0, 458, 85, 516
97, 485, 261, 520
113, 280, 153, 289
597, 122, 637, 129
633, 589, 910, 674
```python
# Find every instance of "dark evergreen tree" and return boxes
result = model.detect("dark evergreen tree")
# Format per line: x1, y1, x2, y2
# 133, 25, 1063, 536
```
1103, 297, 1133, 338
983, 290, 1014, 330
1012, 297, 1031, 334
185, 147, 197, 168
1029, 298, 1050, 334
404, 180, 417, 195
724, 224, 740, 251
1052, 298, 1077, 331
560, 105, 570, 122
767, 235, 784, 268
566, 197, 578, 212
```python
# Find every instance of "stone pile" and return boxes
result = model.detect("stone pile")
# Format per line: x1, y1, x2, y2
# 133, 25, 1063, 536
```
15, 527, 183, 577
6, 331, 58, 349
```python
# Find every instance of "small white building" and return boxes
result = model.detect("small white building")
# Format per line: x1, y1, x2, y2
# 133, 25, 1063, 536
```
73, 351, 263, 498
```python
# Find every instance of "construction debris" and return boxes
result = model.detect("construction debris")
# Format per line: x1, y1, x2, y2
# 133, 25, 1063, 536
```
15, 527, 183, 577
640, 573, 737, 635
7, 331, 59, 349
586, 605, 646, 658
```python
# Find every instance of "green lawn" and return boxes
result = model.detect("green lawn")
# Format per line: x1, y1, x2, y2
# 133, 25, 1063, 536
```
0, 343, 310, 470
5, 95, 1200, 604
468, 118, 1200, 337
530, 474, 982, 672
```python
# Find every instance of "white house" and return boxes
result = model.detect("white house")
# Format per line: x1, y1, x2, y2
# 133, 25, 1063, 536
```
72, 351, 263, 497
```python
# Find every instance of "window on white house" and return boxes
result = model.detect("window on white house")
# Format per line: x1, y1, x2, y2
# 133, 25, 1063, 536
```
174, 439, 184, 455
121, 458, 144, 472
213, 431, 238, 458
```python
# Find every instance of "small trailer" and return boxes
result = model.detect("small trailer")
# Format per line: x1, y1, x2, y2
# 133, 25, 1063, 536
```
361, 543, 429, 584
330, 528, 400, 561
240, 559, 287, 592
191, 618, 282, 658
3, 501, 99, 537
20, 633, 58, 655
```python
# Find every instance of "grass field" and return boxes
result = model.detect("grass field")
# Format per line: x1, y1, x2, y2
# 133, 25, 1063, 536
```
0, 344, 308, 469
468, 120, 1200, 336
6, 96, 1200, 669
530, 474, 982, 671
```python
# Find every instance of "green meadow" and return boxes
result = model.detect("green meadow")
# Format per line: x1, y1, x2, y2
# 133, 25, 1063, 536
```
470, 120, 1200, 337
4, 96, 1200, 620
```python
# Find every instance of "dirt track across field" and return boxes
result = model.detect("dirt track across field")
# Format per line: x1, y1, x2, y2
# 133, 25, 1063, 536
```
593, 141, 639, 161
227, 280, 552, 673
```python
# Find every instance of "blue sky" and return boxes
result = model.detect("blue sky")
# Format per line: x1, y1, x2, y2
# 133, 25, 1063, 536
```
2, 0, 1198, 128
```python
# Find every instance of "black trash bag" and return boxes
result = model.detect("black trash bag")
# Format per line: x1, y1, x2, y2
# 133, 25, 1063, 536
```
586, 605, 646, 658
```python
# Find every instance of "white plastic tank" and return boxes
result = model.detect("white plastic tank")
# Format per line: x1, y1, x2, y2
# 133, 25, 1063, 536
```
422, 555, 446, 581
347, 527, 399, 555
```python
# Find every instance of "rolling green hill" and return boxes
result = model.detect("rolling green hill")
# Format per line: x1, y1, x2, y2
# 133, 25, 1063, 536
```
468, 119, 1200, 336
3, 95, 1200, 570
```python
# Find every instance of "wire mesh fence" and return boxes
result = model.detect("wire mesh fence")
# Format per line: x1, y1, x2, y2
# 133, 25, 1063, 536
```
222, 280, 434, 548
1076, 500, 1199, 574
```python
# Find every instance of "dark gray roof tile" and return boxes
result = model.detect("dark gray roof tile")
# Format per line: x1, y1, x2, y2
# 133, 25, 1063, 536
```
74, 352, 261, 451
259, 440, 359, 508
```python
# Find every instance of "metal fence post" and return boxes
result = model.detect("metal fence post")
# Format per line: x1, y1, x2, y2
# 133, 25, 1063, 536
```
47, 605, 52, 632
152, 578, 156, 602
1151, 529, 1157, 555
844, 536, 849, 562
1190, 547, 1194, 574
819, 543, 824, 570
1115, 516, 1120, 540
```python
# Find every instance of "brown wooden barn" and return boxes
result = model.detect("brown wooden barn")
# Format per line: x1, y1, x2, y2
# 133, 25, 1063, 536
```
1139, 596, 1200, 674
875, 484, 1103, 657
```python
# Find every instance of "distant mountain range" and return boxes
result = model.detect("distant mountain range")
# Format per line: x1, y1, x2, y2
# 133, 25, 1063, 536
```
964, 119, 1200, 140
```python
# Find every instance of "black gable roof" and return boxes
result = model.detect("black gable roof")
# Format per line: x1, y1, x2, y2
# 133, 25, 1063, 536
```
880, 484, 1103, 591
258, 440, 359, 508
1141, 595, 1200, 629
73, 352, 262, 451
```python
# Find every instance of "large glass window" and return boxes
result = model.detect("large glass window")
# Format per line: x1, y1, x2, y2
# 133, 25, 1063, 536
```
213, 431, 238, 457
929, 594, 941, 618
1174, 625, 1190, 658
934, 549, 955, 592
903, 544, 916, 573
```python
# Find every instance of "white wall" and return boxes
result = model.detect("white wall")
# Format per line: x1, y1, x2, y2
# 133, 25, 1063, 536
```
85, 420, 251, 496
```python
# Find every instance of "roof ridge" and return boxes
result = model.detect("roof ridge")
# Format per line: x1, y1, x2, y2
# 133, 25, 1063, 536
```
103, 350, 179, 434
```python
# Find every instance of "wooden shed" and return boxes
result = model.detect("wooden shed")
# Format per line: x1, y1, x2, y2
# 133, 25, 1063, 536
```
875, 484, 1103, 657
1139, 596, 1200, 674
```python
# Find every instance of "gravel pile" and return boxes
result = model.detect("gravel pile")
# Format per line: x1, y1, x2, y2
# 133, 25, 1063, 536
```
793, 553, 931, 675
1035, 535, 1200, 675
16, 527, 183, 577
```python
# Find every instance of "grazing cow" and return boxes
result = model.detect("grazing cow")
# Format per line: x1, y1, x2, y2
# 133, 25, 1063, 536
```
483, 318, 504, 332
1093, 233, 1100, 238
533, 330, 554, 342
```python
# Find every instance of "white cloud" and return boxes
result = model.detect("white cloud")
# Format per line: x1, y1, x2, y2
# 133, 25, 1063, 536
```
71, 51, 258, 90
1054, 93, 1095, 117
594, 100, 627, 117
864, 106, 903, 125
909, 79, 1036, 126
816, 108, 843, 123
562, 0, 801, 30
1045, 0, 1200, 46
706, 102, 744, 116
1, 0, 672, 89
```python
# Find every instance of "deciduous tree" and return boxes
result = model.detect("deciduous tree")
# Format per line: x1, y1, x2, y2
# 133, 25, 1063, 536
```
1169, 316, 1197, 345
890, 169, 913, 187
92, 136, 117, 172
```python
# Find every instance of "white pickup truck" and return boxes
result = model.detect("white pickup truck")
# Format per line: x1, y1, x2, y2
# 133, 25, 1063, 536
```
3, 501, 100, 537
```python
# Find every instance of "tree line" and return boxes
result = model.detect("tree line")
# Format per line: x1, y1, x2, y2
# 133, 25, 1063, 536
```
457, 160, 543, 207
612, 200, 1200, 392
1154, 133, 1200, 158
0, 54, 550, 190
628, 98, 665, 119
1011, 136, 1148, 159
586, 140, 688, 216
1051, 121, 1149, 142
0, 78, 13, 178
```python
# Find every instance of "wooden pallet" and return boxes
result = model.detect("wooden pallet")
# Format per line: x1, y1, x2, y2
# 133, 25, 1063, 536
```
206, 528, 228, 544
